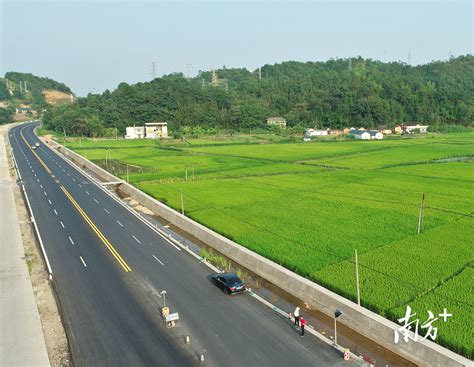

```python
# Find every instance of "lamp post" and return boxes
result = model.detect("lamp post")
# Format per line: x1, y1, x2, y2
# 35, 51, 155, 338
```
334, 308, 342, 345
160, 290, 167, 308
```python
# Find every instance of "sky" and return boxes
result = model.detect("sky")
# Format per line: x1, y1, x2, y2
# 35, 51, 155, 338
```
1, 1, 472, 96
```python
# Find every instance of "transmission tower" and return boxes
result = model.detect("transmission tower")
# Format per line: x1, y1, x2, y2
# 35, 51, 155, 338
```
186, 64, 193, 79
150, 62, 157, 79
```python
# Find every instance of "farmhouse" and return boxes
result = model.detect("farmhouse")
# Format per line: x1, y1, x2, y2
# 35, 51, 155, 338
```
145, 122, 168, 138
378, 125, 393, 135
349, 129, 371, 140
349, 129, 383, 140
267, 117, 287, 128
305, 128, 329, 137
393, 125, 403, 134
124, 126, 145, 139
404, 124, 429, 134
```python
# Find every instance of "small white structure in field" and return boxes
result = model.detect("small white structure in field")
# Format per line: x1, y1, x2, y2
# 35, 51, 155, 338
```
305, 128, 329, 138
125, 126, 145, 139
145, 122, 168, 138
405, 124, 429, 134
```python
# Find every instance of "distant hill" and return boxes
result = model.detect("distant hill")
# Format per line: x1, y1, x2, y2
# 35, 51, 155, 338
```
42, 55, 474, 136
0, 72, 74, 124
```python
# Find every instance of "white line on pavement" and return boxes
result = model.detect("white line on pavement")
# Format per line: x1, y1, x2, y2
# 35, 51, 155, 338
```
60, 221, 65, 228
132, 235, 141, 244
93, 198, 99, 204
54, 209, 58, 215
79, 256, 87, 267
85, 190, 90, 195
69, 236, 75, 245
78, 184, 82, 188
116, 220, 123, 227
104, 208, 110, 214
43, 191, 47, 196
48, 199, 52, 205
153, 255, 164, 266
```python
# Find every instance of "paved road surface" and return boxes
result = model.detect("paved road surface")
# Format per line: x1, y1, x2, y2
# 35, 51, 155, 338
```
10, 122, 358, 366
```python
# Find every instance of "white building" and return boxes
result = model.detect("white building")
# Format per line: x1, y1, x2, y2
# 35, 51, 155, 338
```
405, 124, 429, 134
305, 128, 329, 138
145, 122, 168, 139
350, 129, 383, 140
368, 130, 384, 140
125, 126, 145, 139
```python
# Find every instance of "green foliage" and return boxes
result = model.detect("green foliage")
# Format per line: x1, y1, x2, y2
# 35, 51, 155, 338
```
0, 106, 15, 124
44, 56, 474, 136
4, 72, 72, 94
69, 133, 474, 356
0, 79, 10, 100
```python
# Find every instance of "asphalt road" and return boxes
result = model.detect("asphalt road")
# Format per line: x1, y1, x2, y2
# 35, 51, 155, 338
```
10, 122, 356, 367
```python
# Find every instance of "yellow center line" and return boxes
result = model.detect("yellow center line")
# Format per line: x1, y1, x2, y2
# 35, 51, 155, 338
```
61, 186, 132, 272
20, 128, 52, 174
18, 125, 132, 273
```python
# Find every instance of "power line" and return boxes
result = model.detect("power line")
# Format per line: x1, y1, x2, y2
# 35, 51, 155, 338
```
157, 180, 473, 308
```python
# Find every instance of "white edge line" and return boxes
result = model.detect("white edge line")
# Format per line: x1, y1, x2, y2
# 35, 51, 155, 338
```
9, 128, 53, 278
42, 139, 183, 252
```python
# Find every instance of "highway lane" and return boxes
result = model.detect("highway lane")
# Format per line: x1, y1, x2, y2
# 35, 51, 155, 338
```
12, 122, 356, 366
10, 124, 196, 366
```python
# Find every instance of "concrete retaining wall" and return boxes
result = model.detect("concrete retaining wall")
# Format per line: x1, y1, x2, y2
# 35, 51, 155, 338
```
51, 141, 471, 367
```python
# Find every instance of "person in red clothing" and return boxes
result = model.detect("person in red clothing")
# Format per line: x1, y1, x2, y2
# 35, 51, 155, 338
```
299, 316, 307, 337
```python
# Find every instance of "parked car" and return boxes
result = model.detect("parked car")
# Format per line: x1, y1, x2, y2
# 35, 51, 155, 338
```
31, 145, 36, 150
211, 272, 246, 295
35, 142, 40, 147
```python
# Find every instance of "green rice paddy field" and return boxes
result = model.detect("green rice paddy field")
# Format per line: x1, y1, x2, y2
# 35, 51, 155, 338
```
67, 133, 474, 357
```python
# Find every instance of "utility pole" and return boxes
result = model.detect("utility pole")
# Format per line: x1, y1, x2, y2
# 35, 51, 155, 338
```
355, 249, 360, 306
24, 81, 28, 92
417, 193, 425, 234
180, 189, 184, 215
20, 81, 23, 93
258, 67, 262, 81
186, 64, 193, 79
348, 58, 352, 71
126, 164, 129, 183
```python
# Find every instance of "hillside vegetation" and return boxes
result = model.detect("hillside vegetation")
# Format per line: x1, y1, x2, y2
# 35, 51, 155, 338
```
43, 55, 474, 136
0, 72, 73, 124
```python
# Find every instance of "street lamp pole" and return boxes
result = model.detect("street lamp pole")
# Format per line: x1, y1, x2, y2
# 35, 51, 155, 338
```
334, 308, 342, 346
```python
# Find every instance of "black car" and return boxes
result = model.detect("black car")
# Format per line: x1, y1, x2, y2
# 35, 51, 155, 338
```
211, 273, 246, 294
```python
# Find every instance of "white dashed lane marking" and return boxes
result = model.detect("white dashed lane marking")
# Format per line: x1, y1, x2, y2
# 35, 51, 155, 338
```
104, 208, 110, 214
153, 255, 164, 266
60, 221, 65, 228
53, 209, 58, 215
132, 235, 141, 244
93, 198, 99, 204
68, 236, 75, 245
79, 256, 87, 267
116, 220, 123, 227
